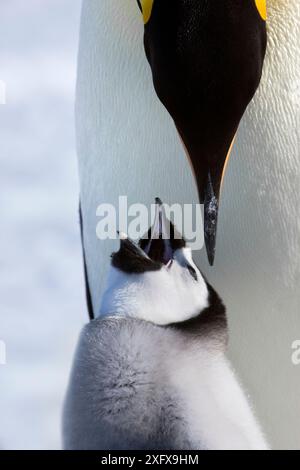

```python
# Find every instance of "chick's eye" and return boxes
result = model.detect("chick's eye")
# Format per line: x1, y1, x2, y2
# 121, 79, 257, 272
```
187, 265, 198, 281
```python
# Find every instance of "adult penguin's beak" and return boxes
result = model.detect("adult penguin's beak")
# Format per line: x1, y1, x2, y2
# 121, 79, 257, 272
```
177, 123, 237, 266
136, 0, 267, 265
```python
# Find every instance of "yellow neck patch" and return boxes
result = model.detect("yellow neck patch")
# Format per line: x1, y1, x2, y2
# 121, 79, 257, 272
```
140, 0, 154, 24
255, 0, 267, 21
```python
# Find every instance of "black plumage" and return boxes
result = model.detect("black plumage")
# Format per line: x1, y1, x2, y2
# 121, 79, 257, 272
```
139, 0, 267, 264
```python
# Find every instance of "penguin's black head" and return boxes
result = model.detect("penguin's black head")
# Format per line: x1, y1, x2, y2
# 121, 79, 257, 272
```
136, 0, 267, 265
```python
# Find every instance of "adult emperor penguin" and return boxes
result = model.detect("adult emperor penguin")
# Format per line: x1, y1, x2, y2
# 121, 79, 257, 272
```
76, 0, 300, 449
138, 0, 267, 264
64, 200, 268, 450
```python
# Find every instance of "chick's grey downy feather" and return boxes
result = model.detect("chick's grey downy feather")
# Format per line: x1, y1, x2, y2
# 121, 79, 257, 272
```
63, 316, 204, 450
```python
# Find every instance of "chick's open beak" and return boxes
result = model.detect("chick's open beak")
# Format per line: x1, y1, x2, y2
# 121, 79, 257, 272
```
142, 198, 174, 265
140, 198, 185, 265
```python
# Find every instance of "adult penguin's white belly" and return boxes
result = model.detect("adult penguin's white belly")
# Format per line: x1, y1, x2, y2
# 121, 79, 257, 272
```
76, 0, 300, 449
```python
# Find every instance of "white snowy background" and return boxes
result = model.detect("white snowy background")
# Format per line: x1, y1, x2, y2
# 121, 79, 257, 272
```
0, 0, 86, 449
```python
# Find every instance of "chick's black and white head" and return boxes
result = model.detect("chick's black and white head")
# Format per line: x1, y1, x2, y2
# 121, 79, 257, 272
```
100, 199, 218, 326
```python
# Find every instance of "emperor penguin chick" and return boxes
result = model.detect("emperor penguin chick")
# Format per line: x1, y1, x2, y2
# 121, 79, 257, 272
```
63, 200, 268, 450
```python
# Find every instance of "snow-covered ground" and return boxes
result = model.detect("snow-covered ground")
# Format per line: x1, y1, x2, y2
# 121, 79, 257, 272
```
0, 0, 86, 449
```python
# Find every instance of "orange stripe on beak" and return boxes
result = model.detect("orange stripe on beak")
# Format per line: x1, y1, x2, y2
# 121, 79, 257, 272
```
220, 135, 236, 191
